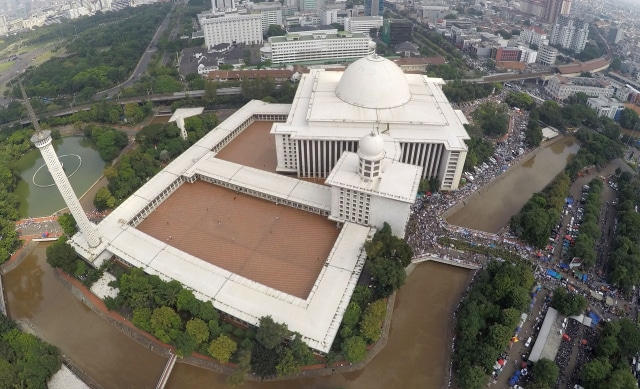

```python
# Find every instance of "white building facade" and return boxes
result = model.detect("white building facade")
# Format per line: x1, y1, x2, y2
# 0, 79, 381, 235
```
252, 3, 283, 32
550, 15, 589, 53
587, 97, 625, 119
536, 45, 558, 66
519, 26, 548, 47
261, 31, 375, 64
200, 11, 263, 49
272, 54, 470, 191
344, 16, 383, 36
545, 76, 614, 101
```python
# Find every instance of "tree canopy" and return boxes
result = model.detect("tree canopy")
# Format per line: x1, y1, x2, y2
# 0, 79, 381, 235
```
453, 261, 534, 388
510, 172, 570, 248
0, 315, 61, 389
471, 101, 510, 138
364, 222, 413, 299
530, 358, 559, 389
550, 287, 587, 316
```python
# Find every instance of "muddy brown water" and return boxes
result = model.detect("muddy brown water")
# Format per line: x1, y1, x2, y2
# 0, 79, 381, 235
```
4, 245, 470, 389
446, 136, 579, 233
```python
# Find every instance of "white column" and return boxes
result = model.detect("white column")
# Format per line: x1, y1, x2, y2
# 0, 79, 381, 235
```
31, 131, 101, 248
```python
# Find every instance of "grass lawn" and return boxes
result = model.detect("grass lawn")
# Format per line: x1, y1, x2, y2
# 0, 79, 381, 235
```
0, 61, 14, 73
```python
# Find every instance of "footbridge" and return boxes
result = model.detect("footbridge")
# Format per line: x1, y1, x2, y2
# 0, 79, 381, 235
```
156, 352, 177, 389
412, 254, 481, 270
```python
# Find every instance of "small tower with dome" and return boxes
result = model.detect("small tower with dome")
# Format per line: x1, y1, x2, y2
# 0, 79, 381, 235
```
357, 131, 385, 181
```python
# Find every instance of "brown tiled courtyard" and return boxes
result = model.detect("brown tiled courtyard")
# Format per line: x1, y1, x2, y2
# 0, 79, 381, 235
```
215, 121, 278, 172
135, 180, 340, 299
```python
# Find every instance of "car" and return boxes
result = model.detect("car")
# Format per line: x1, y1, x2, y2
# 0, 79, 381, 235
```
525, 337, 533, 347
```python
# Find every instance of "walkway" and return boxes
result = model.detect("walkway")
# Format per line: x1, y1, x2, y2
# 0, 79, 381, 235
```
412, 254, 481, 269
156, 352, 177, 389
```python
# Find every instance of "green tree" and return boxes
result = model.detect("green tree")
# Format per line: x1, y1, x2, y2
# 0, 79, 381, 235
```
619, 107, 639, 129
57, 213, 77, 236
275, 348, 299, 376
457, 365, 487, 389
46, 237, 78, 274
267, 24, 286, 37
150, 306, 183, 344
551, 287, 587, 316
256, 316, 289, 350
185, 318, 209, 345
228, 349, 252, 386
208, 334, 237, 363
530, 358, 559, 389
341, 336, 367, 363
132, 307, 153, 333
359, 299, 386, 343
608, 369, 637, 389
93, 187, 116, 211
581, 358, 612, 389
204, 80, 217, 105
342, 301, 362, 329
0, 358, 18, 389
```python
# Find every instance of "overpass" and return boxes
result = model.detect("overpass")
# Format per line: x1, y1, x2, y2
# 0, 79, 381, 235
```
2, 87, 242, 128
461, 70, 556, 84
411, 254, 481, 270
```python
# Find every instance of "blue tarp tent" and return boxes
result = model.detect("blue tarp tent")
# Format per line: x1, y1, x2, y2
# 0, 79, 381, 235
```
560, 263, 570, 270
566, 197, 574, 205
589, 312, 600, 325
508, 370, 521, 386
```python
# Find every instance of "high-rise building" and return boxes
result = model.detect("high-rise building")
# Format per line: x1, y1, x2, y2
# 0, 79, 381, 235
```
199, 10, 263, 49
31, 131, 101, 247
364, 0, 383, 16
212, 0, 234, 11
608, 27, 624, 44
519, 0, 571, 24
550, 15, 589, 53
542, 0, 562, 25
381, 19, 413, 46
536, 44, 558, 66
560, 0, 572, 15
252, 2, 283, 33
344, 16, 384, 36
299, 0, 317, 12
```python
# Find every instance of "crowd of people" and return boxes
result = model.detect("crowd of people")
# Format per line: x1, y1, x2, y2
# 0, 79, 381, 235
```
405, 107, 534, 266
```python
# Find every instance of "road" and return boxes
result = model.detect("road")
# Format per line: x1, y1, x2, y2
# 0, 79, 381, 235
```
0, 47, 48, 105
94, 1, 180, 100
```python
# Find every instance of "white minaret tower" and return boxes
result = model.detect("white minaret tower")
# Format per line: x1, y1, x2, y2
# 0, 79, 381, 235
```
22, 84, 101, 248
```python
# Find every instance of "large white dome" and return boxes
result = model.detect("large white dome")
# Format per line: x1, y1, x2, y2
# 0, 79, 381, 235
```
335, 55, 412, 109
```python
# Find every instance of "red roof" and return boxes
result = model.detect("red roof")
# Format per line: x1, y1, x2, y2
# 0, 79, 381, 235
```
528, 26, 545, 35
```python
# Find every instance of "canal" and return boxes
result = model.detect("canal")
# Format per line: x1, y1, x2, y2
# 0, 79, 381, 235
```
446, 136, 579, 233
4, 245, 470, 389
14, 136, 106, 218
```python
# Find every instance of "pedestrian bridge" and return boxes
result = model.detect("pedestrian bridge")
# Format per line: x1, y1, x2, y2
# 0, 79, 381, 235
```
412, 254, 481, 270
156, 352, 177, 389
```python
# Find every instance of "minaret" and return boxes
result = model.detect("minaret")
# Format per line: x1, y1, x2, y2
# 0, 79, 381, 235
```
22, 84, 101, 247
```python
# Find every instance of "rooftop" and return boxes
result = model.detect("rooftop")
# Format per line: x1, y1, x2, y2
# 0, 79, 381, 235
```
215, 121, 278, 172
135, 180, 340, 299
79, 101, 371, 352
326, 151, 422, 202
270, 32, 368, 43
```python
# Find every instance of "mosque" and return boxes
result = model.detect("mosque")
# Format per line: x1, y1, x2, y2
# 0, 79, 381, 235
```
37, 54, 470, 353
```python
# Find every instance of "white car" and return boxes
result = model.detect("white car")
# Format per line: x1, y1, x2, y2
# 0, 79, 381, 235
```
525, 337, 533, 347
